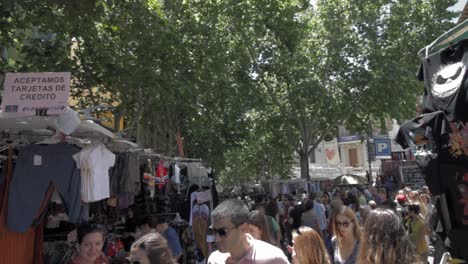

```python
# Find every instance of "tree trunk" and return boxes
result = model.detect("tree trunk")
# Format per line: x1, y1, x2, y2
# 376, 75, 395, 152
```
300, 123, 311, 181
299, 149, 310, 180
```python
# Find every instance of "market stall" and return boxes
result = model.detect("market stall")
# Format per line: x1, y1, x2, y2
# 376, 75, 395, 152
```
0, 109, 214, 263
395, 19, 468, 261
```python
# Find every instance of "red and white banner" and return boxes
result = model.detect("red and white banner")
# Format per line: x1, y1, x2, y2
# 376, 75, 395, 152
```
324, 141, 340, 164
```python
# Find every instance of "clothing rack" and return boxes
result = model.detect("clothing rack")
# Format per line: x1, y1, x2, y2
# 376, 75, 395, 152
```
0, 132, 111, 143
174, 157, 202, 163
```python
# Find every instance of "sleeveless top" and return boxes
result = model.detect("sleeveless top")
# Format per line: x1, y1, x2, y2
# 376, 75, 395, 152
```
331, 236, 360, 264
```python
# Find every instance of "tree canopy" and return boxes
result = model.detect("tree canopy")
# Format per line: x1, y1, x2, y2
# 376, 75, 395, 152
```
0, 0, 458, 186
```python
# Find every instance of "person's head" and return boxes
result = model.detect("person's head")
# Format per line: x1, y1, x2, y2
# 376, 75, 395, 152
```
396, 194, 407, 206
253, 203, 266, 214
246, 210, 272, 244
409, 191, 419, 202
368, 200, 377, 210
211, 199, 249, 254
322, 193, 330, 204
330, 197, 344, 212
128, 208, 135, 218
153, 217, 169, 234
265, 199, 278, 217
359, 205, 372, 224
404, 187, 412, 196
357, 209, 423, 264
142, 216, 158, 234
419, 193, 430, 205
333, 206, 362, 241
129, 232, 177, 264
290, 226, 331, 264
421, 186, 430, 196
304, 199, 315, 211
309, 192, 318, 201
339, 190, 348, 199
76, 223, 106, 263
408, 203, 421, 217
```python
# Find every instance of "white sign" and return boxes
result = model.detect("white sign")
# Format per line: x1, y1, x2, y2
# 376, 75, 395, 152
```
2, 72, 71, 115
196, 190, 212, 203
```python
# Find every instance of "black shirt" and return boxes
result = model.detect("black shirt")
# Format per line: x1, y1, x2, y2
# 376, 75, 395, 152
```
396, 111, 451, 194
417, 39, 468, 122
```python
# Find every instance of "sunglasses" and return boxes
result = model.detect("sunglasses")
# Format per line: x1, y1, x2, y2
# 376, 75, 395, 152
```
210, 225, 239, 237
336, 221, 353, 228
126, 260, 140, 264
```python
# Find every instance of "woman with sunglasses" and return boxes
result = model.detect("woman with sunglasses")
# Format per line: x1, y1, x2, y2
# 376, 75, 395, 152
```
329, 206, 361, 264
288, 226, 330, 264
128, 233, 177, 264
70, 224, 109, 264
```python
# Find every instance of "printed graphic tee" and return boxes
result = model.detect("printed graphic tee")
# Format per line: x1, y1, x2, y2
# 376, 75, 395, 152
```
417, 39, 468, 122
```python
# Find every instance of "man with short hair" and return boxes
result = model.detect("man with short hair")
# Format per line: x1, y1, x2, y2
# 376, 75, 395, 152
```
154, 216, 182, 260
309, 192, 327, 232
141, 216, 158, 234
208, 199, 289, 264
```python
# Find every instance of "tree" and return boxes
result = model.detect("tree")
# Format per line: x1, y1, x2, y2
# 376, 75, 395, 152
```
0, 0, 458, 183
214, 0, 457, 180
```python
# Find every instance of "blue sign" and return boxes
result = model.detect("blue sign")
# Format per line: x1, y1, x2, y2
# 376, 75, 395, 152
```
374, 138, 391, 159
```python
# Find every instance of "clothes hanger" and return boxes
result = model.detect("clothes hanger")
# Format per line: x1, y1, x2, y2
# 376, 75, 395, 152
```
35, 131, 61, 145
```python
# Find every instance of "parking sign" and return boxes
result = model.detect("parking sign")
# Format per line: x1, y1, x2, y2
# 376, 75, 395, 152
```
374, 138, 391, 159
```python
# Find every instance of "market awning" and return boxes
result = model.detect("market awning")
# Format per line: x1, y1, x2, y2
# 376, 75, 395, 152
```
332, 174, 368, 187
418, 19, 468, 58
0, 111, 115, 139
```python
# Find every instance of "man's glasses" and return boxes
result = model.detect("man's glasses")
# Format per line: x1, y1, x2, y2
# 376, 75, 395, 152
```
336, 221, 353, 228
210, 225, 239, 237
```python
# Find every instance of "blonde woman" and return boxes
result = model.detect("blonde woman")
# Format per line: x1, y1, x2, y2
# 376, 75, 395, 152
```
358, 209, 423, 264
288, 226, 330, 264
406, 204, 430, 262
330, 206, 361, 264
128, 233, 177, 264
416, 193, 428, 218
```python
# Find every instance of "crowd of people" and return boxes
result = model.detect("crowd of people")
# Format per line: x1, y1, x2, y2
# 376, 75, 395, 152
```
69, 185, 439, 264
208, 185, 438, 264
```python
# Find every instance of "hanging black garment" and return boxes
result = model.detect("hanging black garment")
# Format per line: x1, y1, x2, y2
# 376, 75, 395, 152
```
396, 111, 452, 194
418, 39, 468, 122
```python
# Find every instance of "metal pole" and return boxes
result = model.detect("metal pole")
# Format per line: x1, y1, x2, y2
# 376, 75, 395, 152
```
367, 120, 373, 183
367, 137, 372, 182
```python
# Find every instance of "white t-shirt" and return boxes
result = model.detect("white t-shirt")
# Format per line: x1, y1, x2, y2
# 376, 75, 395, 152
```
74, 143, 115, 202
174, 164, 181, 184
208, 234, 289, 264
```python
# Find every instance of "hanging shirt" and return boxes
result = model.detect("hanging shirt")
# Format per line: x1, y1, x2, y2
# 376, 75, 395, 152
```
417, 39, 468, 122
395, 111, 452, 195
73, 143, 115, 203
155, 161, 169, 190
173, 164, 181, 184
